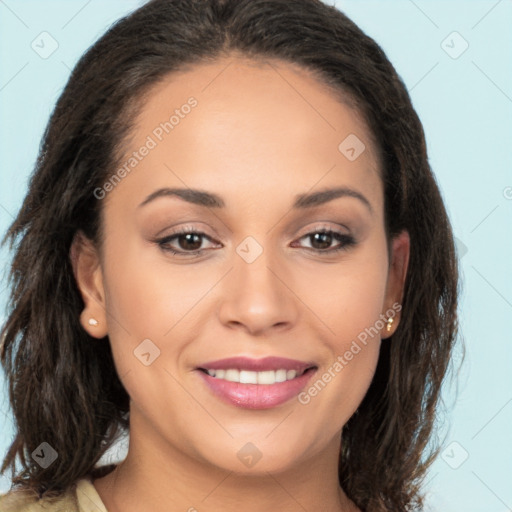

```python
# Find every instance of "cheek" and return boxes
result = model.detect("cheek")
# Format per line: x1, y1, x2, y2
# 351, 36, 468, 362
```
301, 247, 389, 346
335, 273, 388, 345
333, 264, 387, 375
295, 243, 388, 418
101, 229, 206, 340
98, 239, 195, 423
297, 280, 384, 438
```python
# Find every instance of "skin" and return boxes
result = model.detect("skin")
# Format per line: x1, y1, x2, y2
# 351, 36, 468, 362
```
71, 54, 410, 512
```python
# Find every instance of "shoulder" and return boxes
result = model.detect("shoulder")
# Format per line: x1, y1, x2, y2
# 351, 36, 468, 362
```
0, 476, 108, 512
0, 482, 79, 512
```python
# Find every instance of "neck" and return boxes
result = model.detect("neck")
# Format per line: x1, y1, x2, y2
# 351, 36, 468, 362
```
93, 411, 359, 512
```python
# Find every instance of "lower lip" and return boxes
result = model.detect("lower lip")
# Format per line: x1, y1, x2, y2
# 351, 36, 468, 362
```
197, 369, 316, 409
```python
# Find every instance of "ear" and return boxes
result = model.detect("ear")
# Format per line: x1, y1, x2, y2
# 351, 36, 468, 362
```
69, 230, 108, 339
381, 230, 410, 339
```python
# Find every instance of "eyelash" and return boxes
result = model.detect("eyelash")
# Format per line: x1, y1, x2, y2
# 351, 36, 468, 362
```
155, 225, 356, 258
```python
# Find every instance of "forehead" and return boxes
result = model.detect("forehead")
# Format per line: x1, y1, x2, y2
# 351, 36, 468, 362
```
108, 55, 382, 215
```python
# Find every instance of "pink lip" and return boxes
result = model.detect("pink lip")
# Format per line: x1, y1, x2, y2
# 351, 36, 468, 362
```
196, 356, 317, 410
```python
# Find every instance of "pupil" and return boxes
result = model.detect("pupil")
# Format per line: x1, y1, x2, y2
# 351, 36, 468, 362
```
181, 233, 202, 251
312, 232, 332, 250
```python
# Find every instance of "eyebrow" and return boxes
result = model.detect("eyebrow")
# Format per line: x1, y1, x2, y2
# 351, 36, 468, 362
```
138, 186, 373, 214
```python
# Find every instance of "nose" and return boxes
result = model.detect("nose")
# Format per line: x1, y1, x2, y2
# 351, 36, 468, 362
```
217, 242, 299, 336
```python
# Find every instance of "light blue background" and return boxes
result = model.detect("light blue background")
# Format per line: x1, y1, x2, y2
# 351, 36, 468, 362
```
1, 1, 511, 510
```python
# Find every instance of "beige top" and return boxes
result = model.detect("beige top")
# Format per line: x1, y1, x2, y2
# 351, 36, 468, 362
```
0, 476, 108, 512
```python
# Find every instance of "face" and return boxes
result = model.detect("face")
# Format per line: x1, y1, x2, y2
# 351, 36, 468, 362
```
72, 55, 409, 476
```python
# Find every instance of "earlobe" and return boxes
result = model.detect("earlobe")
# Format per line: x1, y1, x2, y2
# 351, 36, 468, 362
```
70, 231, 108, 338
382, 230, 410, 338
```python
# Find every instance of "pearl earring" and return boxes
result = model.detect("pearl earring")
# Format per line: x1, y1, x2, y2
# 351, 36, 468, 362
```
386, 317, 394, 332
88, 318, 99, 326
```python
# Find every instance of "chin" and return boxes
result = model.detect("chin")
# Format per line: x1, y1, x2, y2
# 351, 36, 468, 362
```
195, 438, 310, 476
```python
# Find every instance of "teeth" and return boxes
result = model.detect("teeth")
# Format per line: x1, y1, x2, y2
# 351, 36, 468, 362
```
204, 368, 303, 384
239, 370, 257, 384
275, 369, 287, 382
225, 369, 239, 382
257, 370, 275, 385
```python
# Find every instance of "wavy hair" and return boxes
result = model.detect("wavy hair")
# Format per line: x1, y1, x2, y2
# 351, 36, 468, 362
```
0, 0, 460, 509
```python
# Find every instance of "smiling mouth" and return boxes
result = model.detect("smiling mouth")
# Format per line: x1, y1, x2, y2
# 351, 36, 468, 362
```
196, 356, 318, 409
198, 366, 316, 385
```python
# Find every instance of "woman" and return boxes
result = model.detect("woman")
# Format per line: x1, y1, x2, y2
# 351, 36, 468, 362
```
0, 0, 459, 510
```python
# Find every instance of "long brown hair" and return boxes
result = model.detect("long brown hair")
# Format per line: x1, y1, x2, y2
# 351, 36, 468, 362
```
0, 0, 461, 509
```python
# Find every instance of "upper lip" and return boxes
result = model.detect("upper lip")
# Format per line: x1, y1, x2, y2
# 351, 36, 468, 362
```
198, 356, 317, 373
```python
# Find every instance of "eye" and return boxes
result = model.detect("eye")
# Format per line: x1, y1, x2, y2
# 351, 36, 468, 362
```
155, 226, 219, 257
292, 228, 356, 254
154, 225, 357, 258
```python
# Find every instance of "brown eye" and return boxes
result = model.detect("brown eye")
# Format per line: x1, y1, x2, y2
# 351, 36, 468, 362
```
156, 228, 219, 257
174, 232, 203, 251
155, 227, 356, 258
292, 230, 356, 254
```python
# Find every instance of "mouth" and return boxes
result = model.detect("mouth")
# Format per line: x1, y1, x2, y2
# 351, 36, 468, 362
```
197, 366, 314, 384
196, 356, 318, 409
